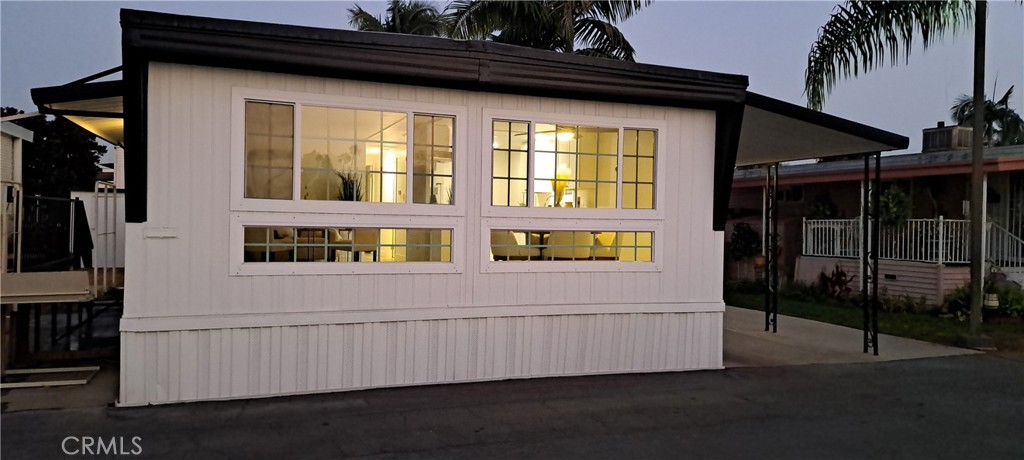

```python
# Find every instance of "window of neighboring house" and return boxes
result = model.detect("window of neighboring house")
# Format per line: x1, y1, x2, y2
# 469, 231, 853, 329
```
244, 100, 455, 205
244, 226, 452, 263
490, 120, 656, 210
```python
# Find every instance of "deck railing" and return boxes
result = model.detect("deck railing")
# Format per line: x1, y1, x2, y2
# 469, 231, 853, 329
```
988, 223, 1024, 271
803, 217, 972, 264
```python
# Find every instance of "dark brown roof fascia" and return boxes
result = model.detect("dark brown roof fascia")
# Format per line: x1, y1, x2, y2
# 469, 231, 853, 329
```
120, 9, 748, 110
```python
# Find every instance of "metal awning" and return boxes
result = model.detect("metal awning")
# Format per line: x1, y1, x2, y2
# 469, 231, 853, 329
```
31, 68, 124, 146
737, 92, 909, 166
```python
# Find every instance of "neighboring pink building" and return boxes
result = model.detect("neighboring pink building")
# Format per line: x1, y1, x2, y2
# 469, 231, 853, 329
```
727, 124, 1024, 304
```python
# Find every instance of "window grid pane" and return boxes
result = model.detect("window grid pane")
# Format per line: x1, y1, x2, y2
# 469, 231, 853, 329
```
245, 101, 294, 199
413, 115, 455, 204
534, 125, 619, 209
492, 120, 529, 207
300, 107, 408, 203
490, 230, 653, 262
622, 128, 656, 209
243, 226, 452, 263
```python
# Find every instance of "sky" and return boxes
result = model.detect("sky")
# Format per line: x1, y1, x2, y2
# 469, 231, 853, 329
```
1, 1, 1022, 158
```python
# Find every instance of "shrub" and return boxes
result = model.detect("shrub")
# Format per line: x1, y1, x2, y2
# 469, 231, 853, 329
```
818, 263, 857, 300
942, 285, 971, 319
879, 289, 932, 314
725, 279, 764, 294
727, 222, 761, 261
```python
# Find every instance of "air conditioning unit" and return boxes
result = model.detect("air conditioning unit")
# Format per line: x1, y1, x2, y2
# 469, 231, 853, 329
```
922, 122, 972, 152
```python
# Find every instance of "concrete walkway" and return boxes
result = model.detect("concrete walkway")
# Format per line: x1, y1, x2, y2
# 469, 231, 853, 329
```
723, 306, 979, 367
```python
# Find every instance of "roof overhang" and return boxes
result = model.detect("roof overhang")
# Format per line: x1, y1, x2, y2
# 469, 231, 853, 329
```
732, 144, 1024, 188
736, 92, 909, 167
31, 77, 124, 145
0, 121, 34, 142
27, 9, 909, 229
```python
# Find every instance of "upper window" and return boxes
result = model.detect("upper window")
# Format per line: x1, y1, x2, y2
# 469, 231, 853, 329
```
490, 120, 656, 209
244, 102, 294, 199
244, 101, 455, 205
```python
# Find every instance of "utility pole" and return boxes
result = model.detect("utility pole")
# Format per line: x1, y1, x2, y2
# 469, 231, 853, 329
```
962, 0, 994, 349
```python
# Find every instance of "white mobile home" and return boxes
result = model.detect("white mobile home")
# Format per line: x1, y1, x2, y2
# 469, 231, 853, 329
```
30, 10, 906, 405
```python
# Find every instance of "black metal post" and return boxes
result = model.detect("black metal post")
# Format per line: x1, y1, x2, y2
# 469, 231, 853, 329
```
764, 164, 779, 333
862, 155, 870, 353
871, 152, 881, 355
33, 307, 41, 353
771, 164, 779, 333
50, 304, 57, 348
65, 304, 72, 351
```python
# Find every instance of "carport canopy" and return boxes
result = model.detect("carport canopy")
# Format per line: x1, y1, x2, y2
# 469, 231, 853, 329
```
31, 68, 124, 146
737, 92, 908, 166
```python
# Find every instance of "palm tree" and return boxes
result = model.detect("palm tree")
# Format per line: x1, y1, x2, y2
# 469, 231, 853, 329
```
804, 0, 1000, 340
348, 0, 447, 36
950, 85, 1024, 146
804, 0, 974, 111
446, 0, 651, 61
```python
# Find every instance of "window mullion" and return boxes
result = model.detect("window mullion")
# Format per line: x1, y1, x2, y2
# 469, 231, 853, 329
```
292, 103, 302, 202
406, 112, 414, 204
616, 127, 624, 209
527, 122, 535, 208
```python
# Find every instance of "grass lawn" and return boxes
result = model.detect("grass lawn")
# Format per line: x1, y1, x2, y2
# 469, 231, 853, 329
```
725, 292, 1024, 351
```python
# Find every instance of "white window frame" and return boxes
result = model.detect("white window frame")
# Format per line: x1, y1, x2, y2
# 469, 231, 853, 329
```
231, 88, 466, 217
480, 109, 665, 273
229, 88, 467, 276
230, 212, 465, 276
480, 109, 666, 220
480, 219, 663, 273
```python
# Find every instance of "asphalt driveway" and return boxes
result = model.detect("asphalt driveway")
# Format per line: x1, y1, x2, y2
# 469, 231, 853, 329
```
2, 353, 1022, 459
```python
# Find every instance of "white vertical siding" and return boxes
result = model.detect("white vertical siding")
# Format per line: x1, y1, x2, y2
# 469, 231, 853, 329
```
120, 62, 727, 404
131, 62, 722, 319
120, 311, 722, 405
1, 134, 14, 183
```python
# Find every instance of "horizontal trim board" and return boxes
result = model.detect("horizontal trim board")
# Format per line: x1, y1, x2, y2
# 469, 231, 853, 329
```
119, 311, 723, 405
120, 301, 726, 332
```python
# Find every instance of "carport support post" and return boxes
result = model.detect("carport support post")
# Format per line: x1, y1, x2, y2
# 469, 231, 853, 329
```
861, 153, 880, 355
764, 164, 779, 333
871, 153, 880, 355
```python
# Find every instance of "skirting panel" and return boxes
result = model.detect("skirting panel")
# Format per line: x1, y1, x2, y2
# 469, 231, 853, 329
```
118, 312, 723, 405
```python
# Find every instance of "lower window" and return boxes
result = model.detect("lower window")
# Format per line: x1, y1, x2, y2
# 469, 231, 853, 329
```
490, 230, 652, 262
244, 226, 452, 262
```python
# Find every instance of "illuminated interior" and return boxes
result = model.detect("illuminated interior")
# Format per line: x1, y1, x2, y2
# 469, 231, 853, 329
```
489, 230, 653, 262
490, 121, 655, 209
244, 226, 452, 262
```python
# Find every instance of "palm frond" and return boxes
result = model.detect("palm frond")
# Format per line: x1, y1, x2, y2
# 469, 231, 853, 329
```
387, 0, 445, 35
446, 0, 552, 40
348, 4, 386, 32
805, 0, 973, 111
950, 84, 1024, 146
587, 0, 653, 23
574, 17, 636, 61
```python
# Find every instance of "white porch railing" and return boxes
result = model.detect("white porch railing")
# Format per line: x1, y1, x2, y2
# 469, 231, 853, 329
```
988, 223, 1024, 271
802, 219, 861, 258
803, 217, 972, 264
